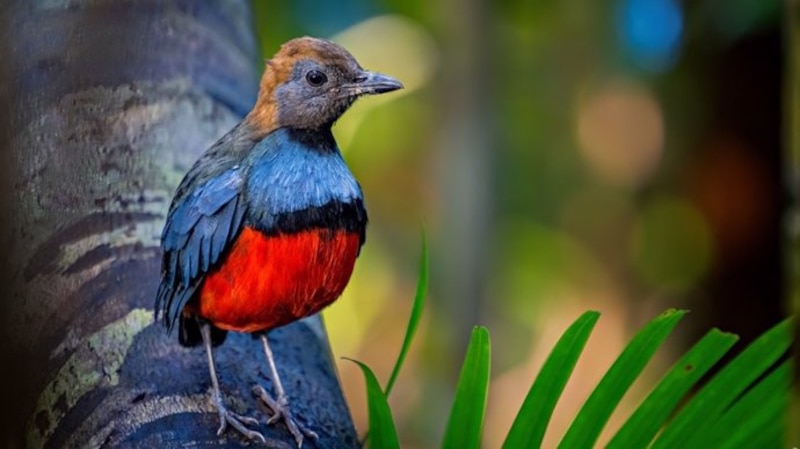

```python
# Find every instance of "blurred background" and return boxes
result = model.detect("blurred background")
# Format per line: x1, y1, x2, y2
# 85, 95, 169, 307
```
254, 1, 783, 447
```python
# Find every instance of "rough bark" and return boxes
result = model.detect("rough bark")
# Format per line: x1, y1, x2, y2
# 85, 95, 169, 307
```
1, 1, 358, 447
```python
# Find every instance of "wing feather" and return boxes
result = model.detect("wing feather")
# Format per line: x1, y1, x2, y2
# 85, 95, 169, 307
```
155, 167, 246, 331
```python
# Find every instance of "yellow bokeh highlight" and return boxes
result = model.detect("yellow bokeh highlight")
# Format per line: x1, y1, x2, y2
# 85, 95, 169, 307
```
331, 15, 438, 150
323, 238, 398, 358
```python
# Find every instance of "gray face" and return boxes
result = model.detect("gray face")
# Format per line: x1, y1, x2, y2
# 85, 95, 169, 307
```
274, 58, 364, 130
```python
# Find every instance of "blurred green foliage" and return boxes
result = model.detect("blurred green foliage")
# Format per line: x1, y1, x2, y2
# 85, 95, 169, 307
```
250, 1, 786, 447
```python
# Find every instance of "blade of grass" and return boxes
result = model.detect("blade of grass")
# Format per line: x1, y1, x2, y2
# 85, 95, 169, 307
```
345, 358, 400, 449
718, 377, 788, 449
385, 231, 428, 396
730, 416, 785, 449
686, 360, 791, 449
503, 311, 601, 449
558, 309, 687, 449
607, 328, 739, 449
442, 326, 491, 449
651, 317, 793, 449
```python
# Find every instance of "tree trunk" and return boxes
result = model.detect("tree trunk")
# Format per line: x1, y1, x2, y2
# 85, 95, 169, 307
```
1, 1, 357, 447
434, 0, 493, 368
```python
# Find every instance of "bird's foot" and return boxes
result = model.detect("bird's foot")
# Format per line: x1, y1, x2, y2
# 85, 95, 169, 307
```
213, 394, 266, 443
253, 384, 318, 448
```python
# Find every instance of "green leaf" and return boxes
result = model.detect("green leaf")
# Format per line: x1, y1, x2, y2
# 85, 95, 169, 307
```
346, 358, 400, 449
652, 318, 793, 449
385, 230, 428, 396
442, 326, 491, 449
503, 311, 600, 449
607, 328, 739, 449
689, 360, 791, 449
558, 309, 687, 449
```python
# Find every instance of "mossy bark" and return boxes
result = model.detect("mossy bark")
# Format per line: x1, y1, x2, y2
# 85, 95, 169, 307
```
1, 1, 358, 447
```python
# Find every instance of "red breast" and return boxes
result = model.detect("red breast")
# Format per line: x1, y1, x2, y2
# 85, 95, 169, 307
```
190, 227, 361, 333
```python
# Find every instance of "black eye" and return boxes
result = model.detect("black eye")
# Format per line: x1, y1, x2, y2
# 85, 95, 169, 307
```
305, 70, 327, 87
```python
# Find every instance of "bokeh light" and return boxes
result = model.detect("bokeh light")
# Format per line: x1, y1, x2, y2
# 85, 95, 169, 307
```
576, 79, 664, 188
617, 0, 683, 72
332, 15, 438, 149
493, 219, 610, 319
630, 196, 713, 293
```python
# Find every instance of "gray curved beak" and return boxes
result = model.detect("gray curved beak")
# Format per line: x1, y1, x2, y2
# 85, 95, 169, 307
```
346, 71, 403, 96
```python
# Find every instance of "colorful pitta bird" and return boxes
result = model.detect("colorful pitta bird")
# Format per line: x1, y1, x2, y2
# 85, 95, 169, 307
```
155, 37, 402, 446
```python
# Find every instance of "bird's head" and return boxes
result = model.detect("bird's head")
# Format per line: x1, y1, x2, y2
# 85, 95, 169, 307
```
246, 37, 403, 134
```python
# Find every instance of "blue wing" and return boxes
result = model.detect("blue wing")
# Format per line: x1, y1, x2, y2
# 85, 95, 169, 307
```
155, 167, 246, 331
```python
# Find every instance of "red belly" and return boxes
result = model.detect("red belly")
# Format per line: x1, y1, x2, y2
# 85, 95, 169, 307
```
192, 227, 361, 333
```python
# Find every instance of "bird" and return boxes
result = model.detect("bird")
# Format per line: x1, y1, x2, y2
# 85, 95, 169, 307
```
154, 36, 402, 446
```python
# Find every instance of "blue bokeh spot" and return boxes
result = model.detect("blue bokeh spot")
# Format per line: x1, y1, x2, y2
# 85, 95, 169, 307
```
619, 0, 683, 72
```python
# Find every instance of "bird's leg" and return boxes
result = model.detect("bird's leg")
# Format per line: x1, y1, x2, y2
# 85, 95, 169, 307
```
200, 322, 266, 442
253, 333, 319, 448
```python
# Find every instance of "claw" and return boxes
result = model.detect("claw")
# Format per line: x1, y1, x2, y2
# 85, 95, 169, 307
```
212, 392, 266, 443
253, 385, 318, 447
